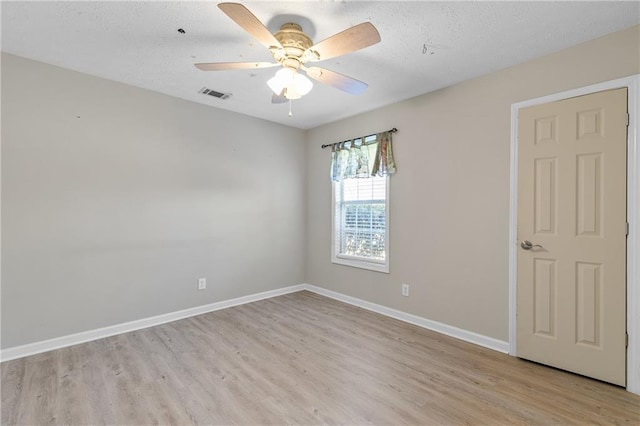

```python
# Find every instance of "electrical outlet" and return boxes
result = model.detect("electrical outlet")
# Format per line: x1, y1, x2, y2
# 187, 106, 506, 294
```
198, 278, 206, 290
402, 283, 409, 297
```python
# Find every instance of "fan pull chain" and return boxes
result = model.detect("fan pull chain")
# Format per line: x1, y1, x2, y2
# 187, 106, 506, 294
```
288, 100, 293, 117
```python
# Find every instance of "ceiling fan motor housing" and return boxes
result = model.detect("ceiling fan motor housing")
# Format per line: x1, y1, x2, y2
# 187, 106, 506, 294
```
274, 23, 317, 66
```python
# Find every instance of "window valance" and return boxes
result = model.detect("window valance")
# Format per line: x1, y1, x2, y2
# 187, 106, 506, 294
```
328, 130, 396, 182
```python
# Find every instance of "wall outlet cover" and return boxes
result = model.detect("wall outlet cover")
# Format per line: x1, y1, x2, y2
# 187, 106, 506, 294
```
402, 283, 409, 297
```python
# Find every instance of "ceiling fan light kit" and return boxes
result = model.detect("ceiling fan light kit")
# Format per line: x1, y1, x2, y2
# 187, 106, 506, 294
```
267, 68, 313, 100
195, 2, 381, 109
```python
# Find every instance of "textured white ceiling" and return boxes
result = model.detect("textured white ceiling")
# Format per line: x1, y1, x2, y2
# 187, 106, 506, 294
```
2, 1, 639, 129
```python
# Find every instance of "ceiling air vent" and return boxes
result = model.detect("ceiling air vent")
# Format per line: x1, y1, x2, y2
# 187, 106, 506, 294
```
199, 87, 231, 100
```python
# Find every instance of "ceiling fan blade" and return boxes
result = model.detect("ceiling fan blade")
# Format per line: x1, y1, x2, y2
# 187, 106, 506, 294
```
218, 3, 283, 52
303, 66, 368, 95
272, 89, 288, 104
195, 62, 278, 71
304, 22, 380, 62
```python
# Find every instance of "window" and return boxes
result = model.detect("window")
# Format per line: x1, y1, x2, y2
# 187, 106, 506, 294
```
329, 129, 396, 273
332, 175, 389, 273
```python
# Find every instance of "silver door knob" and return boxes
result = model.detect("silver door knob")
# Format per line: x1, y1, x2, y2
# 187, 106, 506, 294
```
521, 240, 543, 250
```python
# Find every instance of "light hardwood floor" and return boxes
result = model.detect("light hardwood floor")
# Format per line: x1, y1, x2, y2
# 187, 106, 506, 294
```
2, 290, 639, 425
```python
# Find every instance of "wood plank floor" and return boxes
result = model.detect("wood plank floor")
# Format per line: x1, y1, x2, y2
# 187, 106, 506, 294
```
2, 290, 639, 425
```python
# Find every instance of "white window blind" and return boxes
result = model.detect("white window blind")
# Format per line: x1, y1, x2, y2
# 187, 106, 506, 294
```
332, 175, 389, 272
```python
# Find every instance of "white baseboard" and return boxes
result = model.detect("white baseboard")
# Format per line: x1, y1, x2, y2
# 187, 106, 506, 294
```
1, 282, 509, 363
303, 284, 510, 354
0, 284, 306, 362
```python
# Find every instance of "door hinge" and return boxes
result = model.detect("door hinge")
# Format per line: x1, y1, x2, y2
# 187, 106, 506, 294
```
627, 221, 630, 237
626, 112, 630, 126
626, 331, 629, 348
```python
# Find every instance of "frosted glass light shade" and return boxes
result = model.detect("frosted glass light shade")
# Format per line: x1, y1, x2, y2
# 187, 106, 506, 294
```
293, 73, 313, 96
267, 68, 293, 95
267, 68, 313, 99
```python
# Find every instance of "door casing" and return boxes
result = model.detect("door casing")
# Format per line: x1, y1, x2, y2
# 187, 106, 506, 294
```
509, 74, 640, 395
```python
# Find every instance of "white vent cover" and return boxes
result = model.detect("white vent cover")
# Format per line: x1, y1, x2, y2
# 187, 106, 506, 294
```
198, 87, 231, 100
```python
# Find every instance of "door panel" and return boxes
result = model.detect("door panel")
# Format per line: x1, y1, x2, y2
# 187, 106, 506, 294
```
575, 261, 601, 347
576, 153, 602, 236
517, 88, 627, 386
534, 157, 557, 234
533, 258, 556, 337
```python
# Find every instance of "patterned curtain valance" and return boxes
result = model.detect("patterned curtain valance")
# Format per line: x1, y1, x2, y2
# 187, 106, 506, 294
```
330, 131, 396, 182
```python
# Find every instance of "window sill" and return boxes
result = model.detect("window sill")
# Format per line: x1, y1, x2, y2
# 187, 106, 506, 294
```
332, 256, 389, 273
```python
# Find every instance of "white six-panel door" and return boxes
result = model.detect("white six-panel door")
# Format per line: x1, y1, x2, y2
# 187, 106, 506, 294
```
517, 88, 628, 386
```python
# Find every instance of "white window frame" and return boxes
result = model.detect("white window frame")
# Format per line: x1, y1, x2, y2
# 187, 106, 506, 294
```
331, 175, 390, 273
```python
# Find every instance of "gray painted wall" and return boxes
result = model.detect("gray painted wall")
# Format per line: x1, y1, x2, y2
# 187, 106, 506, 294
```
1, 54, 307, 349
305, 26, 640, 342
2, 25, 639, 352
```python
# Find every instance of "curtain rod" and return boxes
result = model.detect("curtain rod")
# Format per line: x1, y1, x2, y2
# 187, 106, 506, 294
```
321, 127, 398, 149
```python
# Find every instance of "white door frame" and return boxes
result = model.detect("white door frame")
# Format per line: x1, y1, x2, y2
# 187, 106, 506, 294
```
509, 74, 640, 395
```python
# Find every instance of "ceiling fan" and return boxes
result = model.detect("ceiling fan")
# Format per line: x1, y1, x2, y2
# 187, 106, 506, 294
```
195, 3, 381, 103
